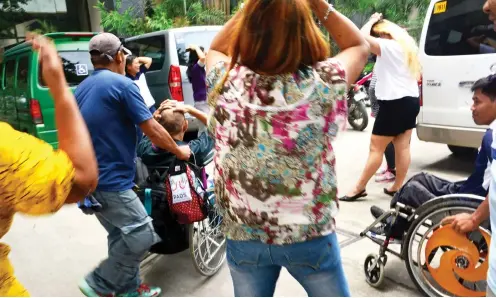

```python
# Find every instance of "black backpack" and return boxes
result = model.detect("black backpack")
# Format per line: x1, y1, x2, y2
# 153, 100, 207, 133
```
134, 158, 189, 255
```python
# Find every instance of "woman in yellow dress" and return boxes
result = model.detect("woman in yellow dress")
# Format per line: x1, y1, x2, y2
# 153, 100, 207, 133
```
0, 33, 98, 296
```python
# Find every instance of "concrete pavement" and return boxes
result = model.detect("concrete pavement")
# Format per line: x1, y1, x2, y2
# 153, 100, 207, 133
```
4, 118, 474, 296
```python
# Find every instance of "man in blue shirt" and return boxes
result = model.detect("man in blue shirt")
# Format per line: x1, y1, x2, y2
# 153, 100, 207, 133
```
439, 73, 496, 297
75, 33, 191, 297
370, 75, 496, 245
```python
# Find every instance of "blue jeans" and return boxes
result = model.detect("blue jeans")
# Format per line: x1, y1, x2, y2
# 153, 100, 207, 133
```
227, 233, 350, 297
85, 190, 160, 294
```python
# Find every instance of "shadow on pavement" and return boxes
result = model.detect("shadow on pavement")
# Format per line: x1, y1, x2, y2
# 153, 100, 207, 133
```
423, 154, 474, 176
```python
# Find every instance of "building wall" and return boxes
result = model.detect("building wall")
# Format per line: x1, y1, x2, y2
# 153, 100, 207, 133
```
20, 0, 67, 13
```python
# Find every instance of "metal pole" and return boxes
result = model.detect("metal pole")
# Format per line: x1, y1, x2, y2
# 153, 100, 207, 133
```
184, 0, 187, 15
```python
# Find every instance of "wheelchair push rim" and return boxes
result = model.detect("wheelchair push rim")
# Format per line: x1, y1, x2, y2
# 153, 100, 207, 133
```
405, 205, 490, 297
189, 201, 226, 276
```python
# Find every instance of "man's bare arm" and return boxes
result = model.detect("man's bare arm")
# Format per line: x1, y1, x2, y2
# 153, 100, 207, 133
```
138, 57, 153, 69
140, 118, 191, 160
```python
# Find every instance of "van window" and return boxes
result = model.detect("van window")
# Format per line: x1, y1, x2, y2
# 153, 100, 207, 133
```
17, 56, 29, 88
174, 31, 218, 66
125, 37, 165, 72
4, 60, 15, 88
39, 51, 94, 87
425, 0, 496, 56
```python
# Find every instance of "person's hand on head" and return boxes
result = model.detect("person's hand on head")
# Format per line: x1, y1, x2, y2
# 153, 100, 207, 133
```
172, 105, 191, 114
370, 12, 383, 24
177, 145, 192, 160
26, 32, 65, 90
186, 44, 197, 51
441, 213, 478, 234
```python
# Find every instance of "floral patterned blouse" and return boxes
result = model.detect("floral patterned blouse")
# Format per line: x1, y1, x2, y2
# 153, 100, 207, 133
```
207, 59, 348, 245
0, 122, 75, 296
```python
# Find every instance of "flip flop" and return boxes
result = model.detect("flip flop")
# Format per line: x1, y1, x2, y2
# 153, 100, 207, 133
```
383, 188, 397, 197
339, 190, 367, 202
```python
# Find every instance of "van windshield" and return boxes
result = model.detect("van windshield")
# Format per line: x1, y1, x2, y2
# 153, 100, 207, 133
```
175, 31, 219, 66
425, 0, 496, 56
39, 51, 94, 86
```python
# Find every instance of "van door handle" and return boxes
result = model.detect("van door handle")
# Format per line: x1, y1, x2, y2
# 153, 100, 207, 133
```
459, 81, 475, 88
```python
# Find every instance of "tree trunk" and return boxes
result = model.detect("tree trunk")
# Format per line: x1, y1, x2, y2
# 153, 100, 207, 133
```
205, 0, 230, 15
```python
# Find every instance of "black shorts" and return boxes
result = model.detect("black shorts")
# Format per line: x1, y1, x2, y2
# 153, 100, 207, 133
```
372, 96, 420, 136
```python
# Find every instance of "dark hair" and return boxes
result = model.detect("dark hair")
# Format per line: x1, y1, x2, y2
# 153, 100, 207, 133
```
90, 53, 111, 66
126, 55, 137, 66
186, 46, 204, 81
472, 75, 496, 101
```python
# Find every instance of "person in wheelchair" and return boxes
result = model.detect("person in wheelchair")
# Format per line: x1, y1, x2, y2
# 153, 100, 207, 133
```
137, 100, 214, 172
367, 75, 496, 242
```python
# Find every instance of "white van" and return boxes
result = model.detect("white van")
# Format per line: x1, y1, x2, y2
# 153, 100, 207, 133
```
418, 0, 496, 155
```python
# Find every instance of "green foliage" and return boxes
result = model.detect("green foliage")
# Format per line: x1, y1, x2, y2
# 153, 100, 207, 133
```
329, 0, 429, 55
96, 0, 225, 37
187, 2, 226, 25
31, 19, 58, 34
0, 0, 29, 38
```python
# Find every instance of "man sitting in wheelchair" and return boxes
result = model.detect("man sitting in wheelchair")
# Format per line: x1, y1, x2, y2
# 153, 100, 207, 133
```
367, 76, 495, 243
137, 100, 214, 171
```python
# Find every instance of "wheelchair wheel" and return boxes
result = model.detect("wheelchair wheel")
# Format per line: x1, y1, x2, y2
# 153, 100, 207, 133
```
189, 196, 226, 276
364, 253, 385, 288
404, 199, 490, 297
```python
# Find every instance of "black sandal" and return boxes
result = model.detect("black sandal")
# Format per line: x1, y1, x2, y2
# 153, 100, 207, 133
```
339, 190, 367, 202
383, 188, 397, 197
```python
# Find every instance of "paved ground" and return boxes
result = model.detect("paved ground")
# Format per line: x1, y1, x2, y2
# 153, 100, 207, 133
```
4, 116, 475, 297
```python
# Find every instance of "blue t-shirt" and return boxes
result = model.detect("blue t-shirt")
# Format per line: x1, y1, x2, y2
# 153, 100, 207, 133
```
459, 129, 493, 196
75, 68, 153, 191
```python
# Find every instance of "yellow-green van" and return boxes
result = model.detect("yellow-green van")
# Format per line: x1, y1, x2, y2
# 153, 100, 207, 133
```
0, 32, 97, 148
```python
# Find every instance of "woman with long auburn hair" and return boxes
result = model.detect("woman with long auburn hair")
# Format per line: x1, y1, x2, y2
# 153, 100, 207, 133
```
206, 0, 369, 296
340, 13, 421, 202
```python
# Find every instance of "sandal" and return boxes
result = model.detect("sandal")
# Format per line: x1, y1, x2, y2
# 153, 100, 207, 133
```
339, 190, 367, 202
383, 188, 397, 197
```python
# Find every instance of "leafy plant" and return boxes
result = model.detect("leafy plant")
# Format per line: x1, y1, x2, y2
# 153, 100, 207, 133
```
31, 19, 57, 34
188, 2, 226, 25
0, 0, 29, 38
96, 0, 225, 36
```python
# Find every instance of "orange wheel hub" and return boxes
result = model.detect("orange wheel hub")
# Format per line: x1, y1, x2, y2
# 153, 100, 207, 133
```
424, 225, 490, 297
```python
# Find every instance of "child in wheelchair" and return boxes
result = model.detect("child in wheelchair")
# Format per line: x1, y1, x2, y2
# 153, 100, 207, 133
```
133, 101, 217, 255
137, 100, 214, 173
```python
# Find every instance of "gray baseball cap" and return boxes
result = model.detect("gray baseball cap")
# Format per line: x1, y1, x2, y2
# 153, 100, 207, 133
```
88, 32, 132, 61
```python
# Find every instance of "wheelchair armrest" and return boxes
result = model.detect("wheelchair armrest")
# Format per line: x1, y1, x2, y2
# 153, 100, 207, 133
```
200, 150, 215, 167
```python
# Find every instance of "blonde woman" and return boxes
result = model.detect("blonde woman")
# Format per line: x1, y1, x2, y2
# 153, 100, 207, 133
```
341, 13, 421, 201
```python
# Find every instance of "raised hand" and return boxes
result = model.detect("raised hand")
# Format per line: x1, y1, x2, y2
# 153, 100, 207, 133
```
26, 32, 65, 91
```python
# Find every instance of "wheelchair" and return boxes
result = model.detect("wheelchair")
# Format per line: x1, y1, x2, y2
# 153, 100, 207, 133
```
359, 194, 491, 297
134, 151, 226, 277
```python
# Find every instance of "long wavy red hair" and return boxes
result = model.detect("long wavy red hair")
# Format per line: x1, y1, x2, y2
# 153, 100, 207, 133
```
228, 0, 330, 75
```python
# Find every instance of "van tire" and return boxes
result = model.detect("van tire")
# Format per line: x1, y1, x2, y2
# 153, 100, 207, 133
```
447, 145, 477, 157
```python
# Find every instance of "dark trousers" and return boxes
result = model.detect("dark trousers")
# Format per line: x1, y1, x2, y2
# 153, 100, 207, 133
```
385, 142, 395, 170
388, 172, 464, 238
